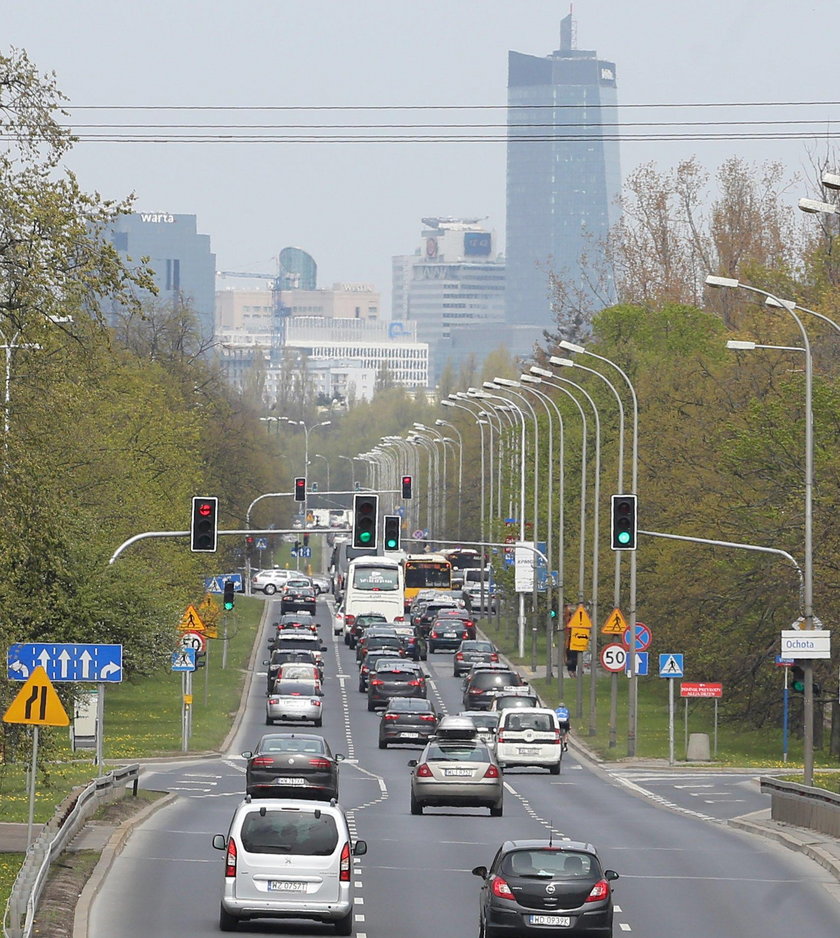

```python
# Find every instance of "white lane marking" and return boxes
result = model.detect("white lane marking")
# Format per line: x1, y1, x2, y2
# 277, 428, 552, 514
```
612, 775, 716, 822
618, 924, 632, 931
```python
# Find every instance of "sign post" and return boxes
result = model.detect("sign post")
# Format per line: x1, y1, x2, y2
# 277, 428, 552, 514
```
658, 654, 684, 765
680, 682, 723, 758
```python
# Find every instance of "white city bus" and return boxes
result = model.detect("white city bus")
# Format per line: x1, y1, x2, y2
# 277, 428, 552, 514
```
342, 555, 406, 628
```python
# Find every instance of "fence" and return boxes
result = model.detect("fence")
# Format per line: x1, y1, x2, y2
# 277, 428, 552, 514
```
3, 763, 140, 938
760, 775, 840, 838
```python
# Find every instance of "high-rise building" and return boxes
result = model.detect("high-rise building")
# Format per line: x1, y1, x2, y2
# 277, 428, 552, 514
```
505, 13, 620, 331
392, 217, 506, 383
109, 212, 216, 340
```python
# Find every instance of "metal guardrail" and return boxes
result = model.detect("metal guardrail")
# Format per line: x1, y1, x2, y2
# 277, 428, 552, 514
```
760, 776, 840, 838
3, 763, 140, 938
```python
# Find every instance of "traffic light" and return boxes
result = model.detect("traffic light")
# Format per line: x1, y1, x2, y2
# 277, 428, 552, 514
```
352, 493, 378, 549
791, 665, 805, 694
549, 597, 558, 619
383, 515, 401, 551
401, 475, 413, 499
223, 580, 235, 611
195, 651, 206, 669
190, 496, 218, 552
610, 494, 638, 550
294, 477, 306, 501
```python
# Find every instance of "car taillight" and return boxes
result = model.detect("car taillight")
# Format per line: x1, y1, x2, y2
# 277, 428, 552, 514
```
225, 837, 237, 877
394, 615, 405, 622
370, 678, 384, 686
384, 713, 400, 721
407, 678, 424, 686
490, 653, 499, 661
469, 687, 483, 694
419, 714, 437, 722
361, 665, 369, 674
491, 875, 514, 899
430, 631, 440, 639
461, 630, 469, 638
483, 764, 500, 778
416, 763, 433, 777
455, 652, 464, 660
586, 880, 610, 902
251, 756, 275, 768
311, 698, 322, 707
308, 757, 331, 769
496, 732, 506, 743
339, 841, 351, 882
267, 698, 279, 706
550, 729, 561, 744
346, 615, 356, 625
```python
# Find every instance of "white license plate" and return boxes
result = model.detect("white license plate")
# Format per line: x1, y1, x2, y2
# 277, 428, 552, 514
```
400, 732, 420, 737
529, 914, 571, 926
518, 747, 539, 755
276, 777, 306, 785
268, 881, 307, 892
444, 631, 457, 638
444, 768, 472, 777
503, 685, 519, 691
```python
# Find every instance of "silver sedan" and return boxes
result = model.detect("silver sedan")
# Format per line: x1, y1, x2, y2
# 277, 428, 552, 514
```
265, 679, 324, 727
408, 738, 503, 816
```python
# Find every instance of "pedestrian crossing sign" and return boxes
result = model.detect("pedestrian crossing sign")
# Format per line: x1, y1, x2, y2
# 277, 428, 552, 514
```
602, 607, 627, 635
178, 604, 207, 633
658, 653, 684, 678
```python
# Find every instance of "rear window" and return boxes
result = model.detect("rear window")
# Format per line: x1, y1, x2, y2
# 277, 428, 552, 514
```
502, 712, 554, 731
274, 680, 319, 696
275, 637, 318, 649
426, 742, 489, 762
463, 641, 494, 652
389, 698, 434, 712
470, 671, 520, 689
240, 810, 339, 856
500, 850, 597, 879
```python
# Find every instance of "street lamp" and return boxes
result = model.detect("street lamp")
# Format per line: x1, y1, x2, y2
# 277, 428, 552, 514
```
312, 453, 330, 493
436, 418, 463, 539
707, 273, 816, 784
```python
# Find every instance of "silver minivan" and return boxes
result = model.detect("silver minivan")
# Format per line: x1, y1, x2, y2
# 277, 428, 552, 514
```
212, 797, 367, 933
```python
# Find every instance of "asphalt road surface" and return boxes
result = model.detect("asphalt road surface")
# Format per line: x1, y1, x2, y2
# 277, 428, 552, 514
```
88, 597, 840, 937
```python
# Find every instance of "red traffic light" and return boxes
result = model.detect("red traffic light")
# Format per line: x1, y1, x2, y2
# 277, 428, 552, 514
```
294, 477, 306, 501
401, 475, 413, 499
190, 496, 218, 552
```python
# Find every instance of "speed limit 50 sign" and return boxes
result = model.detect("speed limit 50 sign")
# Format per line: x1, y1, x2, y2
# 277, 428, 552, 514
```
600, 643, 627, 672
179, 630, 207, 653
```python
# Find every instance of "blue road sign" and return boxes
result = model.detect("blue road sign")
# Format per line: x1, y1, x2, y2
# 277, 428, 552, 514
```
255, 538, 269, 550
298, 546, 312, 559
626, 652, 648, 676
8, 643, 123, 682
659, 653, 684, 678
204, 574, 244, 594
171, 648, 196, 672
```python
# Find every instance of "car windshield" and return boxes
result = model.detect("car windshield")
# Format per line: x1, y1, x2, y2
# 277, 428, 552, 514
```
501, 850, 597, 879
240, 811, 339, 856
426, 742, 489, 762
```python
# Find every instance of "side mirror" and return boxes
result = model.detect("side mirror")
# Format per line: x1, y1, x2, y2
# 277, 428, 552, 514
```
353, 840, 368, 856
605, 870, 619, 881
471, 865, 488, 878
262, 659, 270, 666
335, 753, 345, 762
321, 645, 328, 652
241, 750, 253, 759
212, 834, 227, 850
407, 759, 418, 767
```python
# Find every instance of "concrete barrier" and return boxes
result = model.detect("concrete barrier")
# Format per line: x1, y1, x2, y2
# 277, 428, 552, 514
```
686, 733, 711, 761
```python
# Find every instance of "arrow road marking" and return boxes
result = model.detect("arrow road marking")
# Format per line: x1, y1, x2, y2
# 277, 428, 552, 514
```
79, 650, 93, 679
37, 649, 51, 669
58, 650, 71, 679
99, 662, 121, 678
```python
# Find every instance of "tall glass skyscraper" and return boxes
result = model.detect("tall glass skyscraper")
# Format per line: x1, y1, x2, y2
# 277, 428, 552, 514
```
505, 13, 620, 330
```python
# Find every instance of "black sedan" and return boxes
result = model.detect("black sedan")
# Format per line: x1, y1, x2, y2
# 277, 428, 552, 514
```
428, 616, 474, 654
453, 639, 499, 676
242, 733, 344, 801
367, 660, 426, 711
358, 650, 404, 692
280, 585, 317, 615
472, 840, 619, 937
378, 697, 439, 748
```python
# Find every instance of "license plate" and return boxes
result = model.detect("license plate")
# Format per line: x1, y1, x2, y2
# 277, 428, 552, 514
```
268, 881, 307, 892
444, 631, 456, 638
503, 685, 519, 691
276, 777, 306, 785
444, 768, 472, 777
529, 914, 571, 926
400, 732, 420, 737
518, 747, 539, 755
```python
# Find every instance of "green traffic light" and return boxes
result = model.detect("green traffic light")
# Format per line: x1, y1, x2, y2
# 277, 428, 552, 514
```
386, 539, 397, 549
359, 531, 372, 543
617, 531, 631, 545
224, 601, 234, 611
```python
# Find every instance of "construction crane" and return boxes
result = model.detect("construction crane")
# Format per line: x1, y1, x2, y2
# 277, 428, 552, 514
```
217, 269, 290, 350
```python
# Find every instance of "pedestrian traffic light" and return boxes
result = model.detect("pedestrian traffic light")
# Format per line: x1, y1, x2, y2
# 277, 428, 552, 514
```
190, 496, 218, 552
383, 515, 401, 551
401, 475, 413, 499
294, 477, 306, 501
352, 493, 378, 549
223, 580, 235, 611
610, 494, 638, 550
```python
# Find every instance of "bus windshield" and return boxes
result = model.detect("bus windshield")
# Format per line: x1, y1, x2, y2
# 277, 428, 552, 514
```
352, 567, 400, 591
405, 561, 451, 590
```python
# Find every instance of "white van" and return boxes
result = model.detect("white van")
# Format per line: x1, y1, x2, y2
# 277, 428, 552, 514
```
212, 797, 366, 933
342, 556, 405, 630
494, 707, 563, 774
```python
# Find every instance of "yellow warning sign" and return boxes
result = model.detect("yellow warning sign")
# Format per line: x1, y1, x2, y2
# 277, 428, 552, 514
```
3, 667, 69, 726
178, 604, 207, 633
569, 628, 591, 652
568, 604, 593, 632
197, 596, 220, 639
602, 607, 628, 635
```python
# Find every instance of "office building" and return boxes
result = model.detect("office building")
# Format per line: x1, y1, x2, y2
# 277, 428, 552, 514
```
506, 13, 620, 331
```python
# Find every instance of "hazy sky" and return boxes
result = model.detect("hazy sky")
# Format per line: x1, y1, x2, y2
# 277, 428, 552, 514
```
6, 1, 840, 313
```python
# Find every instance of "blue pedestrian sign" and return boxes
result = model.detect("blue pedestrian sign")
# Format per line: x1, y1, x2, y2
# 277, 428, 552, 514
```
204, 574, 243, 594
7, 643, 123, 683
171, 648, 196, 672
659, 653, 684, 678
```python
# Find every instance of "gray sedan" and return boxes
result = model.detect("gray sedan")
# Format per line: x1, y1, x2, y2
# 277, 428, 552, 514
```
408, 738, 503, 816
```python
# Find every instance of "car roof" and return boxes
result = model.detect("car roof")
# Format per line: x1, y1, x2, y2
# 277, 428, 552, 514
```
500, 839, 599, 856
386, 697, 434, 710
235, 797, 344, 815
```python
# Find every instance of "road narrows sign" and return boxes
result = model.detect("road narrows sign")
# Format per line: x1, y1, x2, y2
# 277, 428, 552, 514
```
3, 667, 69, 726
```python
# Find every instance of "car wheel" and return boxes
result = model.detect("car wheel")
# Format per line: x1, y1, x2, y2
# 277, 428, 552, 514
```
265, 716, 273, 725
264, 584, 276, 595
479, 914, 501, 938
378, 739, 387, 749
314, 717, 323, 727
344, 634, 350, 645
334, 908, 353, 935
549, 761, 561, 775
219, 906, 238, 931
490, 803, 503, 817
367, 699, 376, 712
410, 793, 423, 815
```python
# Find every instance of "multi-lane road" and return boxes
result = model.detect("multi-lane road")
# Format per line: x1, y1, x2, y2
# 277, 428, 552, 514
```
88, 597, 840, 936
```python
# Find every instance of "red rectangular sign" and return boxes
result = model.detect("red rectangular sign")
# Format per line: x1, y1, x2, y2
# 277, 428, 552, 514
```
680, 682, 723, 698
